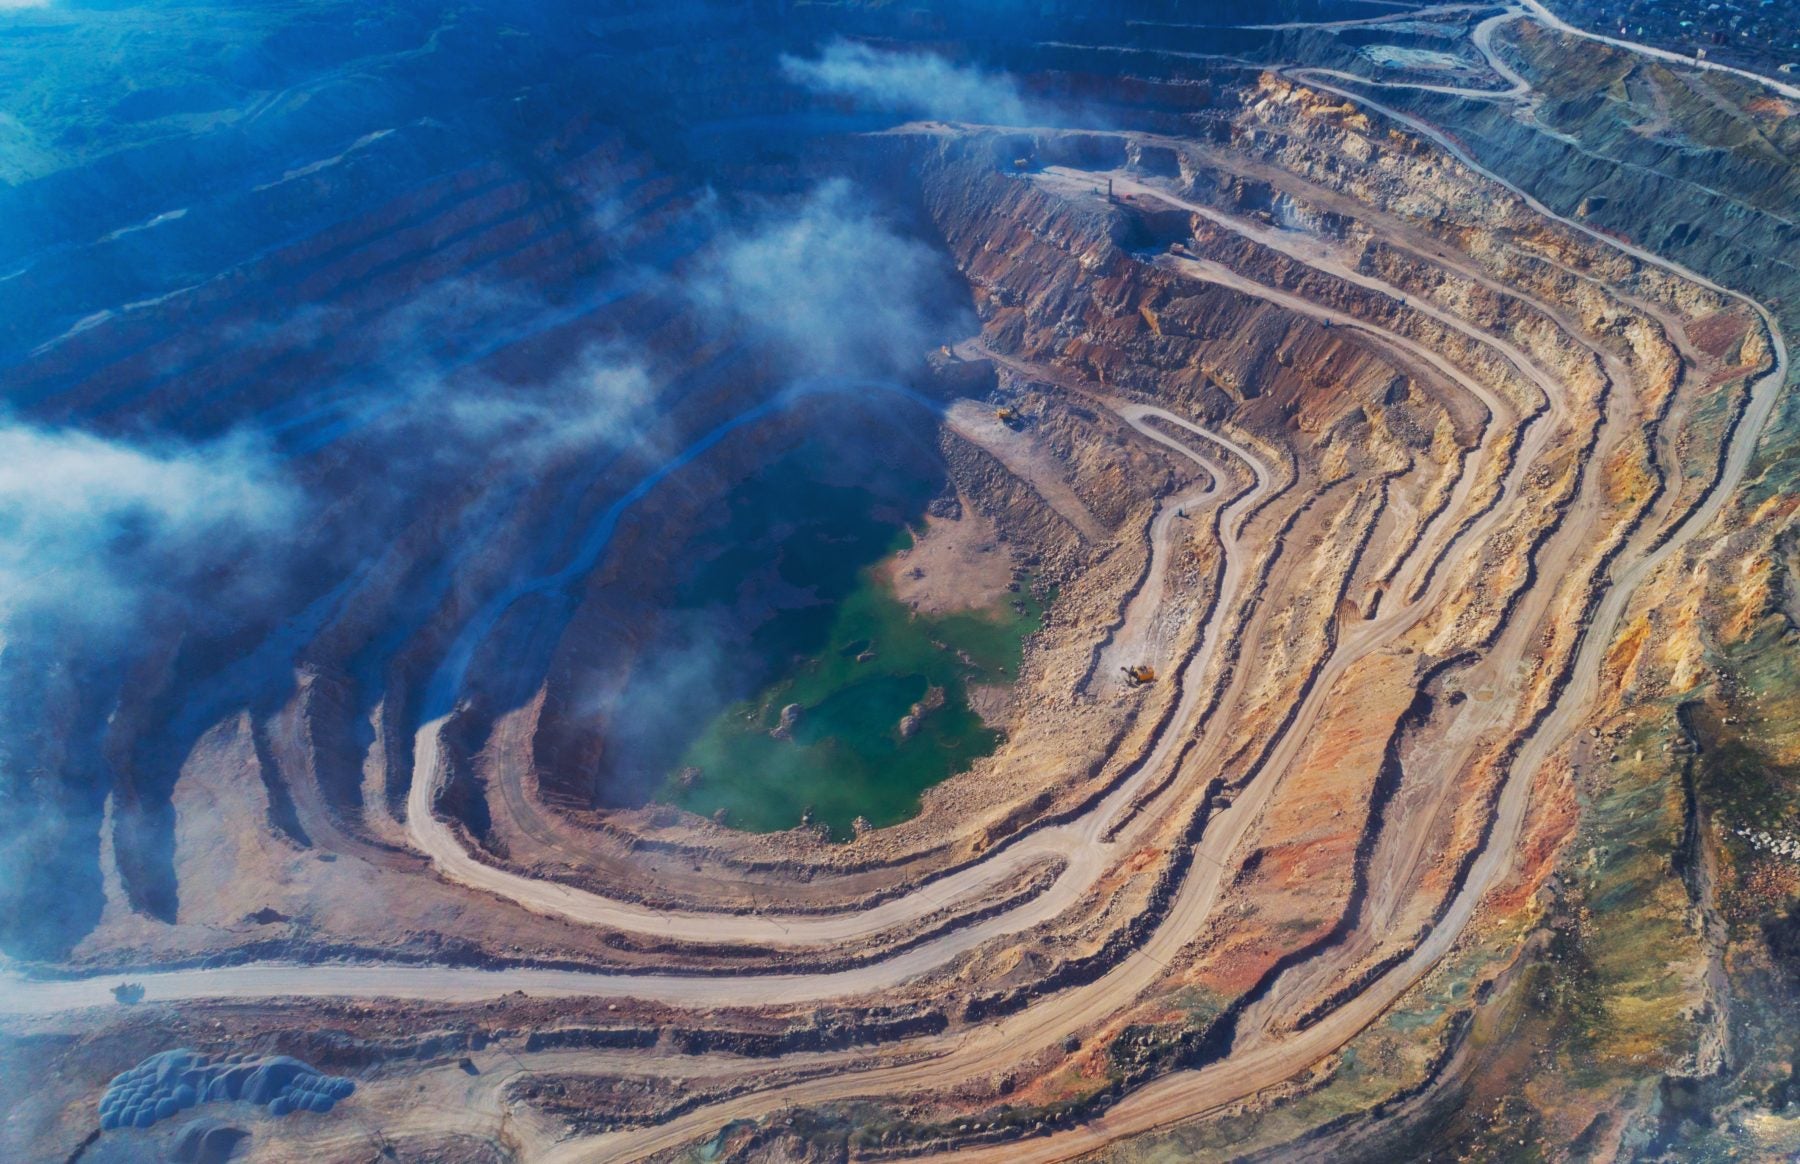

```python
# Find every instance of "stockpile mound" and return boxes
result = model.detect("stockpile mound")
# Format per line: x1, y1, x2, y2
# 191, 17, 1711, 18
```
98, 1049, 355, 1130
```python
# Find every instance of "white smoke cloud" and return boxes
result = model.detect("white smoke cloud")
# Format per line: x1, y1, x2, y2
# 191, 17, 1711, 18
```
439, 355, 659, 462
240, 274, 668, 485
689, 179, 967, 378
347, 332, 662, 499
0, 421, 297, 634
781, 39, 1032, 125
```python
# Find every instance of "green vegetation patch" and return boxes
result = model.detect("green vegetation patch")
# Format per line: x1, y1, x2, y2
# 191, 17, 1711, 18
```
1694, 621, 1800, 848
1553, 717, 1701, 1076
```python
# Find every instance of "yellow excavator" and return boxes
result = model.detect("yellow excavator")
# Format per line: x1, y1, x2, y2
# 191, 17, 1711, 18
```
1123, 664, 1157, 685
994, 405, 1021, 427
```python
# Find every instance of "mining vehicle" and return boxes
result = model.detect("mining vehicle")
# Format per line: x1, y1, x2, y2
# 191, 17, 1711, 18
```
1123, 664, 1157, 685
995, 405, 1021, 427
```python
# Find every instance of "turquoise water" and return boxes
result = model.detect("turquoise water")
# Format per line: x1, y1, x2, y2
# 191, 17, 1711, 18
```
664, 566, 1042, 835
605, 436, 1043, 837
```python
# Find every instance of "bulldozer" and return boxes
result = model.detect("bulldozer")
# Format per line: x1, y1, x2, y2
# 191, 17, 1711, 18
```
1122, 664, 1157, 686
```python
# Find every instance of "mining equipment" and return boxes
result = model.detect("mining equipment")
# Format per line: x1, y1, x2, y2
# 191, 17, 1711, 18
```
995, 405, 1022, 427
1123, 664, 1157, 685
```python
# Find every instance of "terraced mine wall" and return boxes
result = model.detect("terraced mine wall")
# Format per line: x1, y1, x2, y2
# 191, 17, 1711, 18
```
6, 3, 1798, 1162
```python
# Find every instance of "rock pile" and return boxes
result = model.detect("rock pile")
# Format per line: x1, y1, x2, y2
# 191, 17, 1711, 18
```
99, 1049, 355, 1131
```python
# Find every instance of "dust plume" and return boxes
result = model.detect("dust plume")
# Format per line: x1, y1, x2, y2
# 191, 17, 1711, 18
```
781, 39, 1033, 125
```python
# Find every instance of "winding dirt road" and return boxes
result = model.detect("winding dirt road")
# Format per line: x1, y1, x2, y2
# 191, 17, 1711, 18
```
1516, 0, 1800, 102
0, 389, 1273, 1013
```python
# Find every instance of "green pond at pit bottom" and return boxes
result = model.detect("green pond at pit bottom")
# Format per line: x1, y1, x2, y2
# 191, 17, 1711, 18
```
662, 560, 1045, 838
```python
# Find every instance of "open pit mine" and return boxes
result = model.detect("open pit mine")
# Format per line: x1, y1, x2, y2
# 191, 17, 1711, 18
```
4, 1, 1800, 1161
